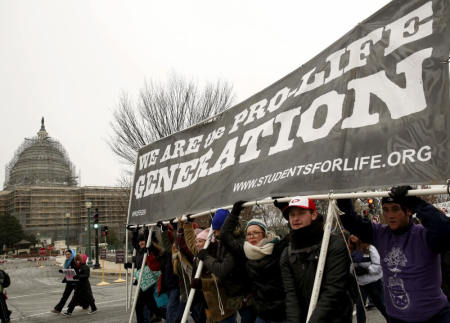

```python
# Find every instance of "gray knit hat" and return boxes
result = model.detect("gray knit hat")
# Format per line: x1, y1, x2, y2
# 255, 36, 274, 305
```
245, 218, 267, 233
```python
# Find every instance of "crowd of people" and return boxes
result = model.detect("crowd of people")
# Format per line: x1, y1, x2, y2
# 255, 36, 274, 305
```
124, 185, 450, 323
2, 185, 447, 322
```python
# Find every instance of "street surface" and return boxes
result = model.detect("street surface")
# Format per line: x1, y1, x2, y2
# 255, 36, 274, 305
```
4, 262, 387, 322
7, 265, 130, 322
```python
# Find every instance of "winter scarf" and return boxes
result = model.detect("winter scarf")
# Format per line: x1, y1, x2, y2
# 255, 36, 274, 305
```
243, 231, 280, 260
290, 217, 324, 250
64, 249, 75, 269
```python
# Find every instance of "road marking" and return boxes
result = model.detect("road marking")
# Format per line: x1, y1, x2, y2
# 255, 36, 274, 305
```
10, 298, 126, 321
8, 289, 62, 299
9, 283, 122, 299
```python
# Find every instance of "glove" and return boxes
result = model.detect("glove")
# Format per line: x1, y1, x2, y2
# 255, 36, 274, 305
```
73, 275, 79, 280
124, 262, 132, 270
190, 278, 202, 290
197, 249, 208, 261
389, 185, 412, 199
169, 219, 178, 230
389, 185, 421, 209
231, 201, 246, 217
186, 214, 194, 222
273, 197, 288, 212
354, 266, 369, 276
143, 227, 150, 241
157, 221, 168, 231
133, 280, 138, 285
336, 199, 354, 214
58, 269, 63, 274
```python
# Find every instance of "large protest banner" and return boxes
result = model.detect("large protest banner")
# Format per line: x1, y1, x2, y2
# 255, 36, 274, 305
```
128, 0, 450, 224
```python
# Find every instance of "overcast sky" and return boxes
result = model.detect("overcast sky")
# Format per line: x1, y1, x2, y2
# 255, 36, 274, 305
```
0, 0, 391, 188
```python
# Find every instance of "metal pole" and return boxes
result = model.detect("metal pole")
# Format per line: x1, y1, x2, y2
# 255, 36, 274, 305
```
128, 227, 153, 323
66, 215, 70, 250
181, 225, 214, 323
87, 207, 93, 267
125, 187, 448, 229
128, 248, 136, 310
306, 199, 338, 321
125, 228, 129, 311
94, 225, 100, 269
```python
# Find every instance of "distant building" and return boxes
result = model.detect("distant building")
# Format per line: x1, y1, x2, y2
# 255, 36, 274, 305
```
0, 118, 129, 245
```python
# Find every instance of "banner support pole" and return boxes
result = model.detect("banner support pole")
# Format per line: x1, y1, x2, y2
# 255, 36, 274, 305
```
128, 248, 136, 310
128, 227, 153, 323
125, 228, 129, 311
306, 198, 338, 321
181, 225, 215, 323
126, 187, 448, 229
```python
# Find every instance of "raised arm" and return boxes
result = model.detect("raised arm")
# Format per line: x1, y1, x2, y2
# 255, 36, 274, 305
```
337, 199, 374, 244
221, 201, 246, 259
183, 222, 199, 256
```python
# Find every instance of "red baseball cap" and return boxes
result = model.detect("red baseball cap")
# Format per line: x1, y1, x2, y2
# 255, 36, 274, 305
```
282, 196, 316, 219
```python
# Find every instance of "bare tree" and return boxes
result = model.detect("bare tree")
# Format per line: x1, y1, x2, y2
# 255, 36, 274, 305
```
109, 73, 235, 167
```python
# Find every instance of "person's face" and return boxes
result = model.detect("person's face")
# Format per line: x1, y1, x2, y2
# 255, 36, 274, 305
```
382, 203, 410, 231
196, 238, 206, 251
246, 225, 265, 245
289, 208, 317, 230
66, 252, 72, 259
139, 240, 146, 249
76, 259, 81, 266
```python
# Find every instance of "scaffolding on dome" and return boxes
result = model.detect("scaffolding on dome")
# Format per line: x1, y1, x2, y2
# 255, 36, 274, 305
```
4, 134, 78, 189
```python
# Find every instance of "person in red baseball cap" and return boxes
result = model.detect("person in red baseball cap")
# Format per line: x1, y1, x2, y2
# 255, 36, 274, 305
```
277, 196, 354, 323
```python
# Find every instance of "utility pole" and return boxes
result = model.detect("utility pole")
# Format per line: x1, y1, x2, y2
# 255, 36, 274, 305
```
85, 201, 93, 267
94, 208, 100, 269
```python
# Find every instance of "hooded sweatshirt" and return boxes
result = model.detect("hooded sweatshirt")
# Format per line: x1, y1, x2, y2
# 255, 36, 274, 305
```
64, 249, 76, 269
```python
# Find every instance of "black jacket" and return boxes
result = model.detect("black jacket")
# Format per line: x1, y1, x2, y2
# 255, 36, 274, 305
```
155, 250, 179, 293
202, 238, 250, 299
73, 263, 95, 307
221, 210, 287, 320
280, 219, 353, 323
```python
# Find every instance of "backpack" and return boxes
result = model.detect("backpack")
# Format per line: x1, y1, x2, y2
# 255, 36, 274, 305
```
0, 270, 10, 288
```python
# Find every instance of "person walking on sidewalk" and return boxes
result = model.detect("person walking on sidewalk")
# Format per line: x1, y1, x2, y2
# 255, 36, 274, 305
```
52, 249, 77, 313
63, 254, 97, 317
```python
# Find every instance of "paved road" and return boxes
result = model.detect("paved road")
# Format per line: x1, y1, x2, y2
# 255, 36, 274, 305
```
4, 265, 387, 322
7, 266, 131, 322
